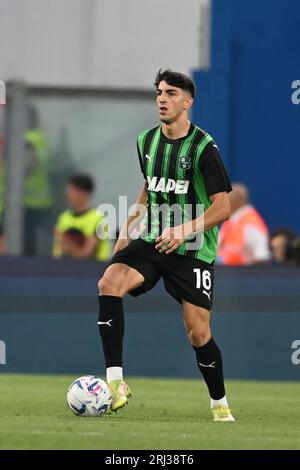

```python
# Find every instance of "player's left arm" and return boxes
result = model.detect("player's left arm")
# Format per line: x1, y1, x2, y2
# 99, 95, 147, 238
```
197, 142, 232, 232
155, 142, 232, 254
193, 190, 231, 231
155, 192, 231, 254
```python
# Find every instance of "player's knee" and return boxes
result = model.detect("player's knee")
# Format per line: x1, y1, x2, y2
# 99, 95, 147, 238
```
98, 271, 124, 296
187, 325, 211, 347
98, 276, 105, 294
98, 275, 115, 295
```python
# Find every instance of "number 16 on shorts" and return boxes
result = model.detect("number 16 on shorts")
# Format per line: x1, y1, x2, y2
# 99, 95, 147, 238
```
193, 268, 212, 290
193, 268, 213, 304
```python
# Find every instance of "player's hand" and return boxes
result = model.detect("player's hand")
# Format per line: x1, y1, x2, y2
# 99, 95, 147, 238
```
155, 225, 188, 254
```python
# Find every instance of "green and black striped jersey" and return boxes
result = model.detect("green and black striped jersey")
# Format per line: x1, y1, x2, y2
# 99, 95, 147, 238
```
137, 123, 232, 264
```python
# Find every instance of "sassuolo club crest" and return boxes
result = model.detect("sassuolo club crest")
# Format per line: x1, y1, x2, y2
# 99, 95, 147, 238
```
179, 156, 191, 170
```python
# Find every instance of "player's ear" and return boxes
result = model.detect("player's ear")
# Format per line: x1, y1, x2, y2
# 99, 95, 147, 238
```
183, 95, 193, 110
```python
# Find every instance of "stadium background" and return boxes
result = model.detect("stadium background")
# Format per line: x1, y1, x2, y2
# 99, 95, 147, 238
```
0, 0, 300, 451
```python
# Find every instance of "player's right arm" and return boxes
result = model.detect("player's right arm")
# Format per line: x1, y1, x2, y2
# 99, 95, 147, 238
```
113, 181, 147, 255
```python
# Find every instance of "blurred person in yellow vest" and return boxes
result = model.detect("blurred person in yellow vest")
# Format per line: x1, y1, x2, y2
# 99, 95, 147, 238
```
23, 105, 53, 255
0, 103, 6, 254
218, 183, 270, 265
53, 175, 111, 261
0, 104, 53, 255
0, 131, 5, 254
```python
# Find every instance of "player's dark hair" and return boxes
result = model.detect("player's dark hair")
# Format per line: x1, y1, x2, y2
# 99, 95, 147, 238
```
154, 69, 196, 98
68, 175, 94, 193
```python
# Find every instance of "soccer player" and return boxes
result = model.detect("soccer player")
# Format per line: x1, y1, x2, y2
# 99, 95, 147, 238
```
97, 70, 235, 422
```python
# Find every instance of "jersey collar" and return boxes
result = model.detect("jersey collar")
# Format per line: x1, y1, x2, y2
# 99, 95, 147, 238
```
160, 123, 195, 143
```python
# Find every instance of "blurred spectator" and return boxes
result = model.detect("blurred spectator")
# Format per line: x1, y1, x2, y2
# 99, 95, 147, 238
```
53, 175, 111, 261
269, 228, 298, 266
23, 122, 53, 255
218, 183, 270, 265
0, 105, 5, 254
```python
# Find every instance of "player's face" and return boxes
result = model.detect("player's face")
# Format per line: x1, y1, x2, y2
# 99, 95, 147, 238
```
156, 80, 192, 124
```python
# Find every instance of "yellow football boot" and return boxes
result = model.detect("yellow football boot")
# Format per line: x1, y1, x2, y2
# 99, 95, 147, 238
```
211, 405, 235, 422
109, 380, 132, 412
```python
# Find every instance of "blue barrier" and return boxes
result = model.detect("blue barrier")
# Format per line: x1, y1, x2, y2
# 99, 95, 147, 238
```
0, 257, 300, 380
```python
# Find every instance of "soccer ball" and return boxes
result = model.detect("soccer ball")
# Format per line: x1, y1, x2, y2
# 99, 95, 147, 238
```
67, 375, 112, 417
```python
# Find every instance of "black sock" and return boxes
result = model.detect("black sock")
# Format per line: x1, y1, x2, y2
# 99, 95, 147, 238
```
98, 295, 124, 368
193, 337, 225, 400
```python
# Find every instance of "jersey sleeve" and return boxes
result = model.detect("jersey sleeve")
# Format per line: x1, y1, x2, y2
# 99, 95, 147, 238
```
137, 140, 146, 179
199, 142, 232, 197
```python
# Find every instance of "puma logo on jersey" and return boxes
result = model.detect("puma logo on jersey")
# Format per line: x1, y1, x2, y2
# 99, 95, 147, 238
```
147, 176, 189, 194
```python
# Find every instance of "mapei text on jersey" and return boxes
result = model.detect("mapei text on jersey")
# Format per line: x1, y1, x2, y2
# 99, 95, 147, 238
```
147, 176, 189, 194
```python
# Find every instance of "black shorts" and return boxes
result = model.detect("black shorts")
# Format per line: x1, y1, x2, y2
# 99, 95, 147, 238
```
109, 238, 214, 310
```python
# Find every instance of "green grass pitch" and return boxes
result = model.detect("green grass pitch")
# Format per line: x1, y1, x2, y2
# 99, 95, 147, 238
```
0, 374, 299, 450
